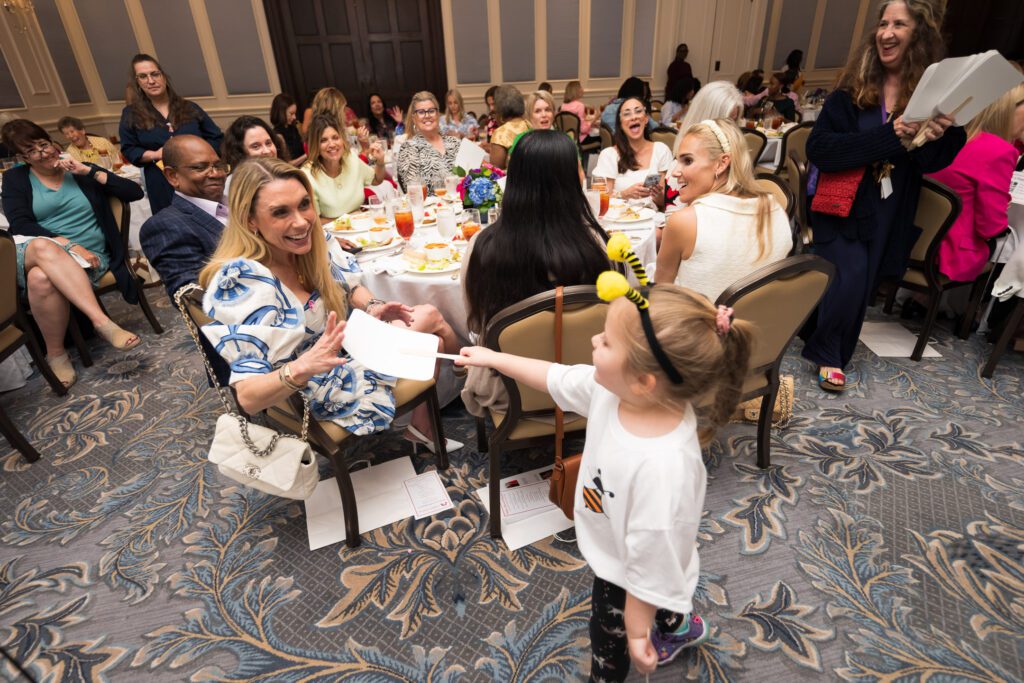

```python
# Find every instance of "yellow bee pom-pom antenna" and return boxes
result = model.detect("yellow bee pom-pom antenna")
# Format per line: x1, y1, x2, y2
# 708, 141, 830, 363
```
605, 232, 650, 285
596, 271, 649, 309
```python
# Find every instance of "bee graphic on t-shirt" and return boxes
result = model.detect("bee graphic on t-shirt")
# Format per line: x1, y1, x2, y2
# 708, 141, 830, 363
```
582, 469, 614, 515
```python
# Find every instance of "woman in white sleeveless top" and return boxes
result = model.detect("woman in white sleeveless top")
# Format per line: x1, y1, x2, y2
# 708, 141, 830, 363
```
656, 118, 791, 302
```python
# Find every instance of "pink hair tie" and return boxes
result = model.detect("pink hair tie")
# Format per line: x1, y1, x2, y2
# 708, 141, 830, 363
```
716, 305, 734, 336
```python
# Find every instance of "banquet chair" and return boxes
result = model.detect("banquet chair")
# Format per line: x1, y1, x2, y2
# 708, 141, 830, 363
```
477, 285, 607, 539
650, 126, 678, 148
91, 196, 164, 335
776, 121, 813, 174
599, 123, 614, 150
882, 177, 987, 361
178, 287, 448, 548
785, 152, 811, 245
754, 173, 794, 219
716, 254, 835, 468
742, 129, 768, 167
553, 111, 580, 142
649, 100, 663, 118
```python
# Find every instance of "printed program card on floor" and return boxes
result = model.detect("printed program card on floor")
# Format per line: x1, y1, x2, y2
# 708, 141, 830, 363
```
474, 465, 573, 551
859, 321, 941, 358
500, 481, 555, 518
303, 456, 417, 550
403, 470, 453, 519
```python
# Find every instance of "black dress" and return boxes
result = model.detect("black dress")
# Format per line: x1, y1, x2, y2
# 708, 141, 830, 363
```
275, 123, 305, 160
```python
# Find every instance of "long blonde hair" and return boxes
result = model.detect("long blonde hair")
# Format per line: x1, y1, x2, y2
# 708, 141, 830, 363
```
199, 157, 349, 319
444, 88, 466, 125
682, 118, 777, 259
311, 87, 350, 127
303, 113, 349, 178
965, 83, 1024, 141
617, 287, 753, 445
563, 80, 584, 103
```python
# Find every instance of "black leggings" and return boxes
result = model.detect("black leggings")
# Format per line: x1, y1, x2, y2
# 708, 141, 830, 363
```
588, 576, 686, 683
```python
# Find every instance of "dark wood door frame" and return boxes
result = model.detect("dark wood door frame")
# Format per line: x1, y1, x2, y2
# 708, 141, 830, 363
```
262, 0, 448, 115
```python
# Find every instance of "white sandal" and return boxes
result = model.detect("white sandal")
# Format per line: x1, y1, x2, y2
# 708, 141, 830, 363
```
47, 353, 77, 388
405, 424, 464, 455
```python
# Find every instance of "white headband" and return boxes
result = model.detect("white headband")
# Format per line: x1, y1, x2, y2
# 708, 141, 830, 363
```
701, 119, 731, 154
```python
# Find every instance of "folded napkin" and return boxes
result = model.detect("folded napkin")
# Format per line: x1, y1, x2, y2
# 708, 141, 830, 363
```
366, 256, 409, 276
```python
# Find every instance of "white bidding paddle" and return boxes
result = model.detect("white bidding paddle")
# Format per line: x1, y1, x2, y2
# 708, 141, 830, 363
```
908, 96, 971, 150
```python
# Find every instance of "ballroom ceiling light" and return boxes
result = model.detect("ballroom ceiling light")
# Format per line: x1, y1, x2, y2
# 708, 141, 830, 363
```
2, 0, 35, 33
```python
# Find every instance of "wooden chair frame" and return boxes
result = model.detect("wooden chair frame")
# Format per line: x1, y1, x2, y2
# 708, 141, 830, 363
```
716, 254, 835, 468
650, 126, 678, 149
476, 285, 605, 538
179, 288, 448, 548
882, 177, 988, 361
553, 111, 580, 143
982, 297, 1024, 378
785, 152, 810, 246
599, 123, 614, 150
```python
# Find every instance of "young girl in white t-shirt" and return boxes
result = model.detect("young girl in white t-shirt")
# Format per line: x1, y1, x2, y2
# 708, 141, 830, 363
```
457, 257, 752, 681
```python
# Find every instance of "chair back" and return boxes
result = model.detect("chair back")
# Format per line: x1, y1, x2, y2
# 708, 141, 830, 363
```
177, 285, 236, 394
650, 126, 677, 148
784, 152, 809, 234
599, 123, 613, 150
716, 255, 834, 393
109, 196, 132, 256
754, 173, 793, 218
484, 286, 607, 414
649, 100, 663, 117
778, 122, 811, 165
0, 232, 17, 327
742, 129, 767, 167
777, 121, 813, 172
554, 111, 581, 142
907, 177, 962, 286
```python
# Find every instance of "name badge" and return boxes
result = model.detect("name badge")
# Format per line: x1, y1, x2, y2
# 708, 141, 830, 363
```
881, 175, 893, 200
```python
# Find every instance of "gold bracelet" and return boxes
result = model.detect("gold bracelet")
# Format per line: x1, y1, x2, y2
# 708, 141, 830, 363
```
279, 363, 304, 391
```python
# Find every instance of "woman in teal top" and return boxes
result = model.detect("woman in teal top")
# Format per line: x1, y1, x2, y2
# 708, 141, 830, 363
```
1, 119, 146, 388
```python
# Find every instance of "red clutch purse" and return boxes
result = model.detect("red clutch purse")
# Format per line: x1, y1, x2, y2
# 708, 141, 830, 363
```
810, 167, 865, 217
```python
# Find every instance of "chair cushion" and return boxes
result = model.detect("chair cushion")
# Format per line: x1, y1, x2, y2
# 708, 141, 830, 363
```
94, 271, 117, 291
489, 408, 587, 441
265, 377, 435, 446
903, 263, 991, 289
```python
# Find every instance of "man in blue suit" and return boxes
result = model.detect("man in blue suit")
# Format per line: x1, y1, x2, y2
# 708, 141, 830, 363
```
140, 135, 228, 302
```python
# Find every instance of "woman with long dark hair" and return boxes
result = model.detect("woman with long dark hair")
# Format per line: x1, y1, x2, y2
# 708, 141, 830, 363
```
366, 92, 404, 143
460, 129, 611, 416
593, 96, 672, 206
118, 53, 223, 213
802, 0, 965, 391
269, 93, 306, 165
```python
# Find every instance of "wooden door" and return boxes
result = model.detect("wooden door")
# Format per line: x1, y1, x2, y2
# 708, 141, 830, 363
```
706, 0, 767, 86
263, 0, 448, 116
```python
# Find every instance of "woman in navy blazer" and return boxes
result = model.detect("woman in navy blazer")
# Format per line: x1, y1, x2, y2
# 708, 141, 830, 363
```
118, 53, 222, 214
1, 119, 145, 388
802, 0, 965, 391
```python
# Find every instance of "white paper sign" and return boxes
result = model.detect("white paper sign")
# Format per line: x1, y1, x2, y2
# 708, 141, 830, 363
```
403, 470, 453, 519
343, 309, 440, 380
500, 481, 557, 518
453, 137, 486, 172
474, 465, 573, 551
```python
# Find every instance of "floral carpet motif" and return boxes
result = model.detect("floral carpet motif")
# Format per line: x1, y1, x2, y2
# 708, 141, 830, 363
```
1, 296, 1022, 682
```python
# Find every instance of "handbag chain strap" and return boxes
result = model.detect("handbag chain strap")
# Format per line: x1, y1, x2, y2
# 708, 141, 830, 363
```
173, 284, 310, 453
553, 286, 564, 463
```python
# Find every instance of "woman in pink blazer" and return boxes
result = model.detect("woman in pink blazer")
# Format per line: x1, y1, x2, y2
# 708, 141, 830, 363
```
929, 84, 1024, 282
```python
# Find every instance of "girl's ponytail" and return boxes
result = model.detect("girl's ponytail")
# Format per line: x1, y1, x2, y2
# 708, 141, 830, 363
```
698, 317, 753, 445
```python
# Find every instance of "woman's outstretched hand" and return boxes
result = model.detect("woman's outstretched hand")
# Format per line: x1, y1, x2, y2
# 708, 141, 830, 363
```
388, 105, 404, 123
293, 311, 348, 379
371, 301, 414, 325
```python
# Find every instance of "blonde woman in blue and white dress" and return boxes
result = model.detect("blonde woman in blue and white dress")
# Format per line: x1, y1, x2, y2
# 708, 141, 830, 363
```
199, 157, 457, 447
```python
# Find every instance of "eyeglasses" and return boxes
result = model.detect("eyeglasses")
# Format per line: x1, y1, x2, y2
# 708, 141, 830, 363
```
171, 161, 229, 175
414, 107, 438, 118
620, 107, 647, 118
20, 141, 54, 159
136, 70, 164, 82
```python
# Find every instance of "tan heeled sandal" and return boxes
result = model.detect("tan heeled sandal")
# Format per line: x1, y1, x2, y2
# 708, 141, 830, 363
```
95, 320, 141, 351
47, 353, 77, 388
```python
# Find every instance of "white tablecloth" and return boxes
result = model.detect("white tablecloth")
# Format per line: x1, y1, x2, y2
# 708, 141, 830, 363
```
799, 106, 821, 122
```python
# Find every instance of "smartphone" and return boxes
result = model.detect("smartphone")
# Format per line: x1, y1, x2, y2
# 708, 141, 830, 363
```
643, 173, 661, 189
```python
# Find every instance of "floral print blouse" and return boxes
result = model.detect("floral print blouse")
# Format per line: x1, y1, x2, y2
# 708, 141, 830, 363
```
395, 134, 460, 192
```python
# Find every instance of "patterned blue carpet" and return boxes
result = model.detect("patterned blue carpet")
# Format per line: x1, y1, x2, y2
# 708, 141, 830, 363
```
1, 293, 1022, 682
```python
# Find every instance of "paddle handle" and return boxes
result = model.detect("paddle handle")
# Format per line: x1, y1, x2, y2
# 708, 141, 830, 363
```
400, 348, 463, 361
908, 96, 971, 149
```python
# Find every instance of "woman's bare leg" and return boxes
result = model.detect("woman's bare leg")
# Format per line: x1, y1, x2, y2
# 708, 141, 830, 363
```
25, 265, 71, 357
23, 240, 111, 328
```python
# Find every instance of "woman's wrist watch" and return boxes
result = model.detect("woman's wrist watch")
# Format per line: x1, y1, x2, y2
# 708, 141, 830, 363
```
364, 298, 386, 315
